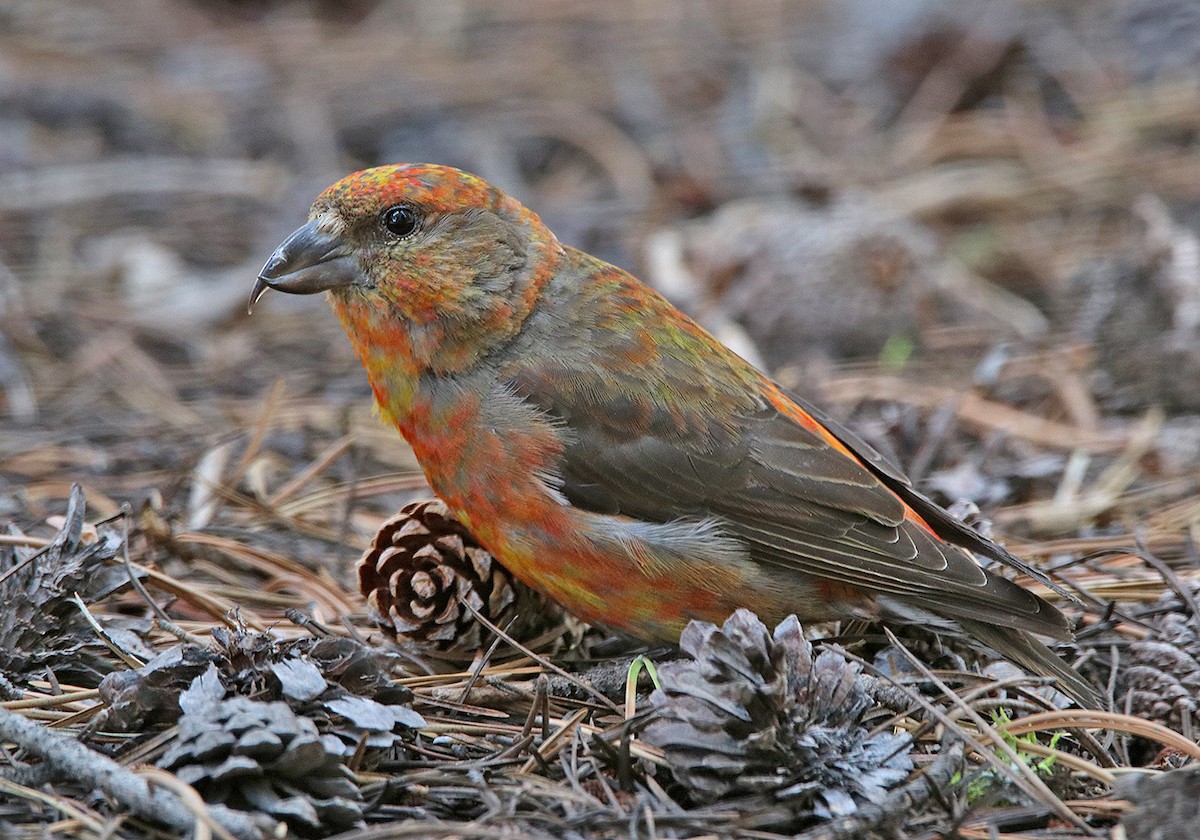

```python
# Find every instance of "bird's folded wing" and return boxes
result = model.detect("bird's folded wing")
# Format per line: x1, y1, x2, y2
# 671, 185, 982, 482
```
509, 366, 1069, 640
779, 389, 1075, 601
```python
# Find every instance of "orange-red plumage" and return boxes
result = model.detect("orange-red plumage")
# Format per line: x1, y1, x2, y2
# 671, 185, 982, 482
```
251, 163, 1098, 705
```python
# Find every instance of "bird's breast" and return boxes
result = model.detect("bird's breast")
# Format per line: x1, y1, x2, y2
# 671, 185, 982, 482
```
393, 377, 574, 551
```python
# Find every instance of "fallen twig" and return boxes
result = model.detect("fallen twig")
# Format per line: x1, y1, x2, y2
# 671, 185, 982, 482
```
0, 705, 266, 839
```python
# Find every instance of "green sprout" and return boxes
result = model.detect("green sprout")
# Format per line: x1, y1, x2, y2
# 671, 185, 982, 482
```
951, 708, 1068, 804
625, 654, 660, 719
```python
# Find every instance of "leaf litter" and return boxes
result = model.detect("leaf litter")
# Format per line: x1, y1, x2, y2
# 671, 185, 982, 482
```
4, 2, 1200, 838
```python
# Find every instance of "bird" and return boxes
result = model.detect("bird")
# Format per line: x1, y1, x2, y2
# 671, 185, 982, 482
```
250, 163, 1099, 706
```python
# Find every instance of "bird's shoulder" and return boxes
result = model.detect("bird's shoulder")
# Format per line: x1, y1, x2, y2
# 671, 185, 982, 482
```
498, 247, 765, 442
487, 248, 907, 525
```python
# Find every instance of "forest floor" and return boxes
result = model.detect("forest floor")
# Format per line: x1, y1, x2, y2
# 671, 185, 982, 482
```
2, 2, 1200, 838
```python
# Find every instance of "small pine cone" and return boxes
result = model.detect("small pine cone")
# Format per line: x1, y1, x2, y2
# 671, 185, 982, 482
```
644, 609, 913, 827
0, 484, 129, 686
158, 670, 362, 836
1119, 765, 1200, 840
1116, 585, 1200, 731
358, 499, 563, 654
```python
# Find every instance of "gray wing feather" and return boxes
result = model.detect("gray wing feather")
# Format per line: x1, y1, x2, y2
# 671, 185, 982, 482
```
507, 371, 1070, 639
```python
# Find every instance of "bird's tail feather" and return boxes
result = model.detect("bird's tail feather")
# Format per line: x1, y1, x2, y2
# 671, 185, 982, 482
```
958, 618, 1102, 709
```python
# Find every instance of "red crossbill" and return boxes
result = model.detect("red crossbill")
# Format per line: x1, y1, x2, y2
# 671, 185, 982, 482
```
251, 164, 1098, 706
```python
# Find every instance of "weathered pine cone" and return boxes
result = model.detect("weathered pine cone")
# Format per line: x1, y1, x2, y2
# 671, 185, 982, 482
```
158, 670, 362, 836
357, 499, 564, 654
1119, 764, 1200, 840
644, 609, 913, 829
1117, 583, 1200, 731
0, 484, 132, 686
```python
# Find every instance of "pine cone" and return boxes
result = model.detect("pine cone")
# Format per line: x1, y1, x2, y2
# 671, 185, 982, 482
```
0, 485, 135, 686
1119, 764, 1200, 840
644, 609, 913, 828
211, 628, 412, 704
1116, 584, 1200, 731
158, 668, 362, 836
357, 499, 563, 654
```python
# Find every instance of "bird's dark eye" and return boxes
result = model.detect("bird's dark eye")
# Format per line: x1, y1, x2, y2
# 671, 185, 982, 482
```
382, 205, 419, 237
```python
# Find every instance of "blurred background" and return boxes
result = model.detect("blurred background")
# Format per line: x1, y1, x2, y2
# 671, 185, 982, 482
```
1, 0, 1198, 579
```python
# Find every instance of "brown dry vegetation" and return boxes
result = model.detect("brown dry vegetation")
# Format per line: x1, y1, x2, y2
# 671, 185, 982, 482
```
2, 1, 1200, 838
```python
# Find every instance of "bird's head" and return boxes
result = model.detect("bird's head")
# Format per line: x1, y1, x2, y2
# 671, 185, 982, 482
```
251, 164, 562, 371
